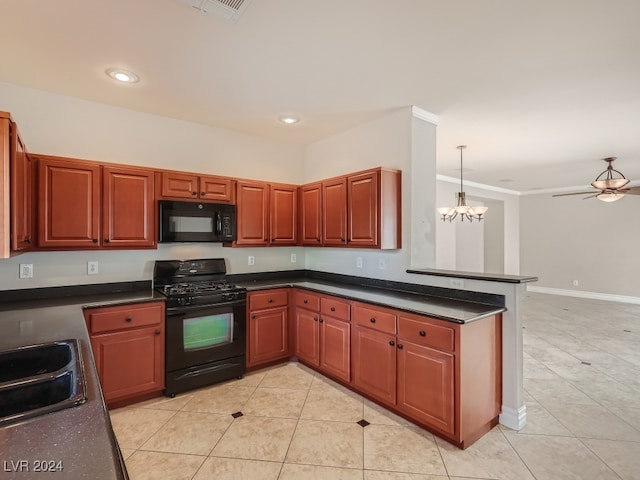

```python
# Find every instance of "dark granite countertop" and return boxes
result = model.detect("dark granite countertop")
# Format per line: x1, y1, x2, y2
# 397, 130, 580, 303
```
0, 289, 159, 480
236, 278, 506, 324
406, 268, 538, 284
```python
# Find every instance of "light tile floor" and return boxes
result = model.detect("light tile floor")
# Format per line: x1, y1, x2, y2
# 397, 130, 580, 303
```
110, 293, 640, 479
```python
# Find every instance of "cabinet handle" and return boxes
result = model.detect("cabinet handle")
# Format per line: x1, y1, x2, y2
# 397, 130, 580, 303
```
370, 317, 376, 323
268, 298, 273, 303
24, 237, 31, 243
419, 330, 426, 337
319, 318, 324, 323
155, 330, 161, 335
125, 317, 132, 322
92, 238, 98, 243
389, 340, 395, 346
330, 306, 335, 312
341, 238, 346, 242
192, 191, 197, 195
313, 316, 318, 322
397, 344, 404, 350
317, 238, 321, 242
201, 192, 205, 196
104, 238, 110, 243
252, 314, 256, 319
303, 299, 308, 304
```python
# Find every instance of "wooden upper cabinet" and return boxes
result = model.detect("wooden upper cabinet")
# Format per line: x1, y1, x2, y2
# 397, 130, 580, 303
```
199, 174, 234, 202
102, 166, 155, 248
38, 157, 101, 248
159, 171, 234, 203
270, 183, 297, 245
10, 121, 33, 252
322, 176, 347, 246
348, 170, 378, 247
235, 180, 269, 245
348, 168, 401, 249
299, 183, 322, 245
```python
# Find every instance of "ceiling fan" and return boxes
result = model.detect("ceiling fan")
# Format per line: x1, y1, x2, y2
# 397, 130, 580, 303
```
552, 157, 640, 202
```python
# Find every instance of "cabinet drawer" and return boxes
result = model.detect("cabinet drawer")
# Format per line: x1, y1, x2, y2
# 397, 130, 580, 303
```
398, 315, 455, 352
86, 302, 164, 334
352, 302, 396, 334
249, 289, 289, 310
294, 289, 320, 311
320, 295, 350, 321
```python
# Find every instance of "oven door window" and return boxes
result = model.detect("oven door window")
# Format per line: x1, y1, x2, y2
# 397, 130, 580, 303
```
183, 313, 233, 351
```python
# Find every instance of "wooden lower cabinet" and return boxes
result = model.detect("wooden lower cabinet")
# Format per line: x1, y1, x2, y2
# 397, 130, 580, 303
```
351, 324, 397, 405
247, 289, 290, 368
248, 287, 501, 449
397, 340, 455, 435
319, 316, 350, 383
84, 301, 165, 407
294, 290, 351, 382
294, 308, 319, 365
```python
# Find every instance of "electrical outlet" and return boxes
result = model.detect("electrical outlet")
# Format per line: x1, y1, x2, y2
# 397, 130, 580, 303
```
378, 258, 386, 269
356, 256, 363, 268
291, 253, 297, 263
572, 280, 579, 287
88, 261, 99, 275
19, 264, 33, 279
450, 278, 464, 289
248, 256, 255, 266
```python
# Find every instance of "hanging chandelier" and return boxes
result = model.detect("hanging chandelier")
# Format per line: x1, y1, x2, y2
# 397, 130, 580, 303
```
437, 145, 488, 222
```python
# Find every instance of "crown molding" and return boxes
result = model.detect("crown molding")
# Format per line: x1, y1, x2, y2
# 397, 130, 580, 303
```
411, 106, 439, 125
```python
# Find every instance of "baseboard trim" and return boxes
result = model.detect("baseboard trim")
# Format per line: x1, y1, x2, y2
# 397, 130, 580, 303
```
527, 286, 640, 305
499, 404, 527, 431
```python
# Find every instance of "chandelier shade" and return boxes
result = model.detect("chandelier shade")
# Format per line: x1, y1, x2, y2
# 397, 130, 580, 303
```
437, 146, 487, 222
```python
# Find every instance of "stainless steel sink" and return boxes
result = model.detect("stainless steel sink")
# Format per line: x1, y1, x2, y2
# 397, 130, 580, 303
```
0, 339, 87, 426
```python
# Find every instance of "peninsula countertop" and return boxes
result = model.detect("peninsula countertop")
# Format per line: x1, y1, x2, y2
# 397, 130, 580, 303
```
236, 278, 506, 323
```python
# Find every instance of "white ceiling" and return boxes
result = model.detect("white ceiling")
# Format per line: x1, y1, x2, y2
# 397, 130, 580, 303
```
1, 0, 639, 192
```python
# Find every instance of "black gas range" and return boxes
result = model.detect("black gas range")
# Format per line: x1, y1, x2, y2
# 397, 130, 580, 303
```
153, 258, 247, 396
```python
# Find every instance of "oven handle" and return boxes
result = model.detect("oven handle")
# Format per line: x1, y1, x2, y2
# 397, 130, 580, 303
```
166, 299, 246, 315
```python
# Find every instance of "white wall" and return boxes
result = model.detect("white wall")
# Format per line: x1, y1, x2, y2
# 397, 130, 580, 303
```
521, 192, 640, 298
303, 107, 433, 280
0, 81, 306, 290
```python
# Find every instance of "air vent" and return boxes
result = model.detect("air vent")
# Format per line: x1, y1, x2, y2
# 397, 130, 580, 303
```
178, 0, 253, 23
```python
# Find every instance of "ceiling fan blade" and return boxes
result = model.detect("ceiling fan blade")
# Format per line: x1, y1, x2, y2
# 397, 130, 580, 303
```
582, 194, 598, 200
552, 191, 596, 197
622, 186, 640, 195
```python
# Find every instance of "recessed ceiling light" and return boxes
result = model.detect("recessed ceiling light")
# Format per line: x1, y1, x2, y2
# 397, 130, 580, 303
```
106, 68, 140, 84
278, 115, 300, 125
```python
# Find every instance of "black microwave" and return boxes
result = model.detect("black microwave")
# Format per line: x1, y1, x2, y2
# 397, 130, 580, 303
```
159, 200, 236, 243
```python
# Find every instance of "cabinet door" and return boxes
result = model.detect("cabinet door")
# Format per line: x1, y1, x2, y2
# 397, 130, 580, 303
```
160, 171, 199, 199
10, 123, 33, 251
294, 308, 320, 366
248, 306, 289, 367
199, 175, 235, 202
397, 341, 455, 435
38, 158, 101, 248
348, 170, 378, 247
236, 180, 269, 245
320, 316, 350, 382
352, 325, 396, 405
299, 183, 322, 245
91, 325, 164, 403
270, 183, 297, 245
322, 177, 347, 246
103, 166, 155, 247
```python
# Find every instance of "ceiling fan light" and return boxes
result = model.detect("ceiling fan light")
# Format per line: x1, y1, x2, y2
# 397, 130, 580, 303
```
437, 207, 453, 215
591, 178, 629, 190
596, 192, 624, 202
